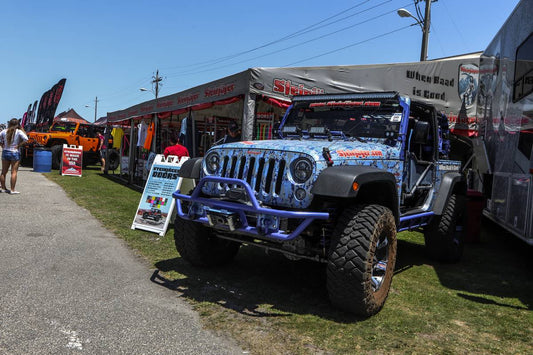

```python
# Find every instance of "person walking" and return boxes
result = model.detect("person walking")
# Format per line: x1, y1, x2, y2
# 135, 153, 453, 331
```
0, 118, 28, 194
98, 129, 107, 173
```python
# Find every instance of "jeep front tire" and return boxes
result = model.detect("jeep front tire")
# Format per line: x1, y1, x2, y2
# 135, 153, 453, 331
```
327, 204, 397, 317
51, 145, 63, 170
174, 219, 240, 266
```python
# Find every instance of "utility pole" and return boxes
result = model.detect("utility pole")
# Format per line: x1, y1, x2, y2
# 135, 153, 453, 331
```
397, 0, 434, 61
94, 96, 98, 122
151, 70, 163, 153
420, 0, 432, 62
153, 69, 162, 99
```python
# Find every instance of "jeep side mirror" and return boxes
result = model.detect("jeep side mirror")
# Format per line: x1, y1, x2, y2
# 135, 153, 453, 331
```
413, 120, 430, 144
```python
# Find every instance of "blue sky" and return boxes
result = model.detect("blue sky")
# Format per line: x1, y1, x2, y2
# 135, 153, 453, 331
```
1, 0, 520, 122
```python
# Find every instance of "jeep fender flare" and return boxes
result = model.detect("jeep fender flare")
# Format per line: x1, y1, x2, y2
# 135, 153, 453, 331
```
432, 172, 466, 215
178, 157, 203, 179
311, 165, 399, 223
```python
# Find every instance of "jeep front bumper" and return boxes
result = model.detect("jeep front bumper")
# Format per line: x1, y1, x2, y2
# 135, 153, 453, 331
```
172, 176, 329, 241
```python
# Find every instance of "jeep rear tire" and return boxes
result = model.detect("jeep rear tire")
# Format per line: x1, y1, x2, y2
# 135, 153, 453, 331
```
50, 145, 63, 170
174, 219, 240, 266
327, 204, 397, 317
424, 193, 465, 262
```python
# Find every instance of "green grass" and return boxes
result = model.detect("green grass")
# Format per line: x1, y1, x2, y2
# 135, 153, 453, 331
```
47, 168, 533, 354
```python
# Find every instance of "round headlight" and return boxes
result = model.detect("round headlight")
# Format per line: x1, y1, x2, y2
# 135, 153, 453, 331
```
290, 157, 313, 183
205, 152, 220, 174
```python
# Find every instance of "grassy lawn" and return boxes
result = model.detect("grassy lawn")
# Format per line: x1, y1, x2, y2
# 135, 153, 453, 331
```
47, 167, 533, 354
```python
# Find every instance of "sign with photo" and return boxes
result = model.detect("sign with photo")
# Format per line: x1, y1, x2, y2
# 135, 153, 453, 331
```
61, 144, 83, 177
131, 154, 188, 236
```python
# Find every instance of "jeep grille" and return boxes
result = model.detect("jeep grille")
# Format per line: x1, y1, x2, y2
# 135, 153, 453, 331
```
220, 154, 287, 195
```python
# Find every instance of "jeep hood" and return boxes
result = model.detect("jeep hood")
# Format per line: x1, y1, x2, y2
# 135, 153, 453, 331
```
218, 139, 400, 161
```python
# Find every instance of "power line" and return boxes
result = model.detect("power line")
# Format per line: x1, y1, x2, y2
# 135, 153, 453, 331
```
283, 24, 413, 66
162, 0, 396, 74
165, 2, 413, 79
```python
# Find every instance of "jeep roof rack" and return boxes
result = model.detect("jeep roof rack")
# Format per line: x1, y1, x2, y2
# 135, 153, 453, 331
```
291, 91, 399, 102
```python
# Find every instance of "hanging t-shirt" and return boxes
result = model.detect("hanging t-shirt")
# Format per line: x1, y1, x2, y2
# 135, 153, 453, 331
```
137, 122, 148, 147
143, 122, 154, 150
111, 127, 124, 149
180, 117, 187, 136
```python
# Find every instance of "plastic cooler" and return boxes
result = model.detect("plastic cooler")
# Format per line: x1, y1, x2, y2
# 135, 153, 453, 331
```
33, 147, 52, 173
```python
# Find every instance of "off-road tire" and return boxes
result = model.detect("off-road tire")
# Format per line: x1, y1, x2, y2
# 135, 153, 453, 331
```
107, 149, 120, 171
327, 204, 397, 317
20, 147, 32, 167
174, 218, 240, 266
50, 145, 63, 170
424, 193, 465, 262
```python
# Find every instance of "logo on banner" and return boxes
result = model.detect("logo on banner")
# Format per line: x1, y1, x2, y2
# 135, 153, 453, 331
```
273, 79, 325, 97
253, 82, 265, 90
458, 64, 479, 107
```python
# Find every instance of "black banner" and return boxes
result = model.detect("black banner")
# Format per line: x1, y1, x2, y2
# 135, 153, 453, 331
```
35, 78, 67, 129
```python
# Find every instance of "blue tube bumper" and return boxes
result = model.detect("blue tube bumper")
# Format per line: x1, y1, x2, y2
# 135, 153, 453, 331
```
172, 176, 330, 241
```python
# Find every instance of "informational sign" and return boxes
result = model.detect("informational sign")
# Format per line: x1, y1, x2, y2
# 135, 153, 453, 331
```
143, 152, 156, 180
131, 154, 188, 236
61, 144, 83, 177
120, 155, 129, 175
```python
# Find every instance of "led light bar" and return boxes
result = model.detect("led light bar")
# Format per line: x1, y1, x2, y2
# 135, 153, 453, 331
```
292, 91, 399, 102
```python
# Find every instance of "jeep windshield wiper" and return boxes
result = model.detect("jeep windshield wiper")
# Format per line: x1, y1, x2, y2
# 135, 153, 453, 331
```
348, 135, 367, 143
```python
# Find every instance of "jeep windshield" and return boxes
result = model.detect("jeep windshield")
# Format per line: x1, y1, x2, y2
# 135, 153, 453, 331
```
282, 99, 402, 141
50, 122, 77, 133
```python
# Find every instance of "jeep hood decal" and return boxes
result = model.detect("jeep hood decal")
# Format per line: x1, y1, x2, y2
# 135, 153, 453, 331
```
219, 139, 400, 161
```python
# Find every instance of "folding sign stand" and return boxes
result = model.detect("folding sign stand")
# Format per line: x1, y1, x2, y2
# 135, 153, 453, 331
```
131, 154, 189, 236
61, 144, 83, 177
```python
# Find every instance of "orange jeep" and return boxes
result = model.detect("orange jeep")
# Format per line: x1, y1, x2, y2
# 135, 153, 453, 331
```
25, 121, 119, 170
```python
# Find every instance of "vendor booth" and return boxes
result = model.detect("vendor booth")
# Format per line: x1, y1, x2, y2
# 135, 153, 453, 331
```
106, 52, 482, 186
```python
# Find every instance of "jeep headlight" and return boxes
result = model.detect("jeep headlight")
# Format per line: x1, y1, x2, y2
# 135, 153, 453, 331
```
205, 152, 220, 174
290, 157, 313, 183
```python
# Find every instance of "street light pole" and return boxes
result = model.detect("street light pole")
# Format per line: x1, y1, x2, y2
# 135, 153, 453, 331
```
94, 96, 98, 123
397, 0, 433, 61
85, 96, 99, 123
139, 69, 163, 152
420, 0, 432, 62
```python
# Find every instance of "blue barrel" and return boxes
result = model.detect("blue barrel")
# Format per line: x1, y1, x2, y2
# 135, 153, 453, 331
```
33, 147, 52, 173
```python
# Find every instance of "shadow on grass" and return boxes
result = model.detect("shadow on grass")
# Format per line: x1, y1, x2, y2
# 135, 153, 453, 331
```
152, 216, 532, 322
100, 171, 144, 192
153, 246, 365, 323
395, 217, 533, 311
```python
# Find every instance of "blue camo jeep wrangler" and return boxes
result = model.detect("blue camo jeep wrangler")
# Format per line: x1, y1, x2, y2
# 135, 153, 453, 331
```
173, 91, 466, 316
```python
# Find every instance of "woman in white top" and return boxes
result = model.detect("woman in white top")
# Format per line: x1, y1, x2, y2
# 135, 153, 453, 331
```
0, 118, 29, 194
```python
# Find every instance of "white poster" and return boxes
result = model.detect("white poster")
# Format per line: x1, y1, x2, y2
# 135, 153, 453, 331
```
131, 154, 188, 236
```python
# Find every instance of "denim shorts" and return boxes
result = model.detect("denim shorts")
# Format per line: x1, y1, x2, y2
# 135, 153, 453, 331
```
2, 150, 21, 161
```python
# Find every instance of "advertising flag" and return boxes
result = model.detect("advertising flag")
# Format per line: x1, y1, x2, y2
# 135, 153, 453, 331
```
35, 78, 67, 129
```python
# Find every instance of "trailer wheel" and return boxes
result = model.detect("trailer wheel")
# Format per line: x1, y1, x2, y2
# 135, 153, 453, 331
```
50, 145, 63, 170
424, 193, 465, 262
174, 219, 240, 266
327, 204, 397, 316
